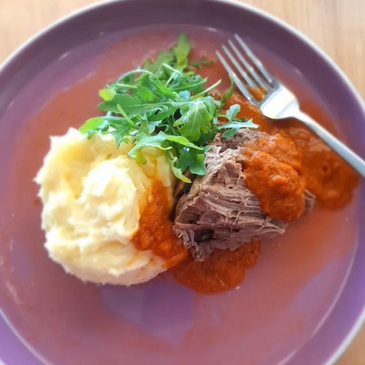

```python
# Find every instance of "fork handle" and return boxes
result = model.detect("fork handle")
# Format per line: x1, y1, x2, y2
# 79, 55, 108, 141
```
294, 110, 365, 178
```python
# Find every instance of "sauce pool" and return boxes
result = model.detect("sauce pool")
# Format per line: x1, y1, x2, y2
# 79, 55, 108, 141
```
172, 241, 260, 294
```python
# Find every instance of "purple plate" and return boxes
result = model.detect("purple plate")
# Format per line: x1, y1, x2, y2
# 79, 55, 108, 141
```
0, 1, 365, 364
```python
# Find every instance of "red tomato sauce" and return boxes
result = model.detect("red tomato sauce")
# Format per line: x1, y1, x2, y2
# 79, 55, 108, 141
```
131, 180, 188, 269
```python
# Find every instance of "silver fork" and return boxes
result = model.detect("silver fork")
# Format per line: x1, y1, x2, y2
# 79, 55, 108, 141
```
216, 34, 365, 178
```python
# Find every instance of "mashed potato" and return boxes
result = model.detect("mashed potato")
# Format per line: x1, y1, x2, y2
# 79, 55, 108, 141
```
35, 128, 175, 285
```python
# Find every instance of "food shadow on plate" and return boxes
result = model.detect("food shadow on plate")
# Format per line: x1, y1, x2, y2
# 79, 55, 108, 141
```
100, 279, 195, 343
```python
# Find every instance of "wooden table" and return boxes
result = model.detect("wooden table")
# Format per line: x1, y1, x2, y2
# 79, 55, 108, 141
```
0, 0, 364, 364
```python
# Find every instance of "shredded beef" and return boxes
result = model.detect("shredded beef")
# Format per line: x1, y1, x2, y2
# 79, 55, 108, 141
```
173, 129, 315, 261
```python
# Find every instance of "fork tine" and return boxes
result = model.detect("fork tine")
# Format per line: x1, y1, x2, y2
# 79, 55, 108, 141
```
234, 34, 274, 85
216, 51, 258, 106
222, 45, 257, 89
228, 40, 268, 90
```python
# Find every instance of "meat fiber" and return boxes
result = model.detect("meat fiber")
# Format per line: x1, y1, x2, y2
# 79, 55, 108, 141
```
173, 129, 315, 261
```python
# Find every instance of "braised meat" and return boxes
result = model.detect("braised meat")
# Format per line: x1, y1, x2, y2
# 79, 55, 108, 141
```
173, 130, 315, 260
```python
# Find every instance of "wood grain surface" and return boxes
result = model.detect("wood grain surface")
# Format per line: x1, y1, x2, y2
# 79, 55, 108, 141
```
0, 0, 364, 364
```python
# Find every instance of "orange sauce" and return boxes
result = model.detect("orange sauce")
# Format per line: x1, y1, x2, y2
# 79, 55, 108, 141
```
131, 180, 188, 268
242, 133, 305, 222
279, 127, 360, 209
243, 133, 302, 174
243, 150, 305, 222
227, 91, 360, 210
171, 241, 260, 294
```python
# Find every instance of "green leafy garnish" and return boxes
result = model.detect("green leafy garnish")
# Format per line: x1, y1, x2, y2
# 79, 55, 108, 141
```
173, 33, 191, 70
176, 146, 208, 176
189, 56, 213, 69
79, 33, 259, 181
222, 77, 235, 103
143, 33, 192, 72
218, 104, 258, 138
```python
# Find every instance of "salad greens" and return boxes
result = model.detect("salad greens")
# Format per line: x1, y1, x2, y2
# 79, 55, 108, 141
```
79, 33, 258, 182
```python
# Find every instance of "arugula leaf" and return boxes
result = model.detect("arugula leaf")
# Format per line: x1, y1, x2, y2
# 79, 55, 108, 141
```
99, 88, 116, 101
128, 132, 198, 164
164, 134, 191, 146
178, 90, 191, 100
99, 94, 141, 114
169, 72, 207, 93
149, 107, 178, 122
128, 133, 172, 164
150, 76, 177, 97
222, 77, 234, 103
142, 33, 191, 72
177, 99, 213, 142
79, 116, 124, 138
218, 104, 259, 137
189, 56, 213, 69
79, 33, 260, 181
142, 59, 154, 71
111, 73, 138, 93
147, 120, 161, 134
226, 104, 240, 120
80, 120, 110, 139
137, 85, 155, 102
79, 117, 106, 134
166, 151, 192, 183
173, 33, 191, 70
111, 123, 132, 147
80, 116, 134, 146
176, 147, 206, 176
219, 118, 259, 138
143, 50, 175, 72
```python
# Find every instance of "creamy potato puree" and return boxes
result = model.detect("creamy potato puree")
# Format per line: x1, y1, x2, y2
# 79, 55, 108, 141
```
35, 128, 175, 285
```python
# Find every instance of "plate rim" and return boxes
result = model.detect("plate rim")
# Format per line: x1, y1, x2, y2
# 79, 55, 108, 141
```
0, 1, 364, 365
